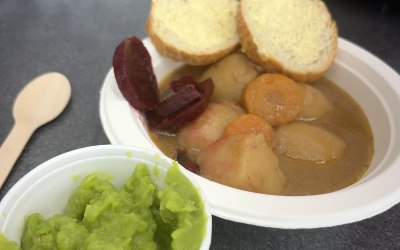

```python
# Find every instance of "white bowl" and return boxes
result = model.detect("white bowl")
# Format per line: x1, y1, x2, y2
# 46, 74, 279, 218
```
100, 38, 400, 229
0, 145, 212, 249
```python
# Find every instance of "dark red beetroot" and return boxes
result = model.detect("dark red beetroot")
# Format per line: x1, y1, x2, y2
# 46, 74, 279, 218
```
113, 36, 214, 133
155, 80, 201, 117
113, 36, 159, 111
176, 150, 200, 174
170, 75, 197, 92
146, 78, 214, 133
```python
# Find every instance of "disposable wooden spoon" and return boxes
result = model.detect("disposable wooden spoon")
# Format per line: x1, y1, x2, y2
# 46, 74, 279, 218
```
0, 72, 71, 188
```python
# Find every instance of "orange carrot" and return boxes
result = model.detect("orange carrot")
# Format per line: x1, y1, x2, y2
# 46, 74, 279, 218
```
242, 74, 303, 126
223, 114, 275, 148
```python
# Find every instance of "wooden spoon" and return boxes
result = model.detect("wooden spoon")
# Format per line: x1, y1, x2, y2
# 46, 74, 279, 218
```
0, 72, 71, 188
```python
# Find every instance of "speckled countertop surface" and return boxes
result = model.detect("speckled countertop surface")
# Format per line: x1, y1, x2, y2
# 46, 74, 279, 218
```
0, 0, 399, 249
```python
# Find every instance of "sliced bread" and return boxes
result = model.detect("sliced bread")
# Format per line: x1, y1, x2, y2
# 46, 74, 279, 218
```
146, 0, 239, 65
237, 0, 338, 82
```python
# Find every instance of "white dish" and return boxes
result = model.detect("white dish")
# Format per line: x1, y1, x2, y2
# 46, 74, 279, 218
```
0, 145, 212, 249
100, 37, 400, 228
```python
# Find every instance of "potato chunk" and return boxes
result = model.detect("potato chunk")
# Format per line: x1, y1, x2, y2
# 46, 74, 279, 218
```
177, 102, 245, 151
297, 83, 332, 121
276, 123, 345, 163
198, 134, 286, 194
199, 53, 259, 103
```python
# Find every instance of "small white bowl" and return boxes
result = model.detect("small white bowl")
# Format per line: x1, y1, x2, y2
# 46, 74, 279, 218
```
0, 145, 212, 249
100, 38, 400, 229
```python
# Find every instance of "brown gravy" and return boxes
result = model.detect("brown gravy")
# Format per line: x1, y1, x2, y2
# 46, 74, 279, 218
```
149, 65, 374, 196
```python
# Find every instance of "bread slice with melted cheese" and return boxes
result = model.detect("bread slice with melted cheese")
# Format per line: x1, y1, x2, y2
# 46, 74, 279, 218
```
237, 0, 338, 82
146, 0, 239, 65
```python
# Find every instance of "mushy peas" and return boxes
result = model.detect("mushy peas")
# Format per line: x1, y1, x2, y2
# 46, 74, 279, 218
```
0, 163, 207, 250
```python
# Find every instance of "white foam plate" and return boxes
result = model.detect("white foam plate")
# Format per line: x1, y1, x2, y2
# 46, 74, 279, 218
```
100, 37, 400, 228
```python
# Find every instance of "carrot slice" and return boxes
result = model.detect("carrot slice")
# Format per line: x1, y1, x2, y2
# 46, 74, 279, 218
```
223, 114, 275, 148
242, 74, 303, 126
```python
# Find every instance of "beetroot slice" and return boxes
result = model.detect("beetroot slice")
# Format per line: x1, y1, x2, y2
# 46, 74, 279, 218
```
113, 36, 159, 111
146, 79, 214, 133
177, 150, 199, 174
170, 75, 197, 92
155, 84, 201, 117
197, 78, 214, 100
112, 36, 214, 133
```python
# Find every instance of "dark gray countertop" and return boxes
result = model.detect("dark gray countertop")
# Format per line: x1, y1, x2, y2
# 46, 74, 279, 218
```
1, 0, 399, 249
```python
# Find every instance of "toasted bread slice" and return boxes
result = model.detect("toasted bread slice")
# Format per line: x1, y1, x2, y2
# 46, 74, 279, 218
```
146, 0, 239, 65
237, 0, 338, 82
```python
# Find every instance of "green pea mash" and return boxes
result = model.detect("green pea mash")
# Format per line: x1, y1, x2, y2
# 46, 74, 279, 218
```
0, 163, 207, 250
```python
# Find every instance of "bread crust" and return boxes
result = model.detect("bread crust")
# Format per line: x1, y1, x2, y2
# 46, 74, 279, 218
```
146, 2, 239, 66
237, 1, 338, 82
